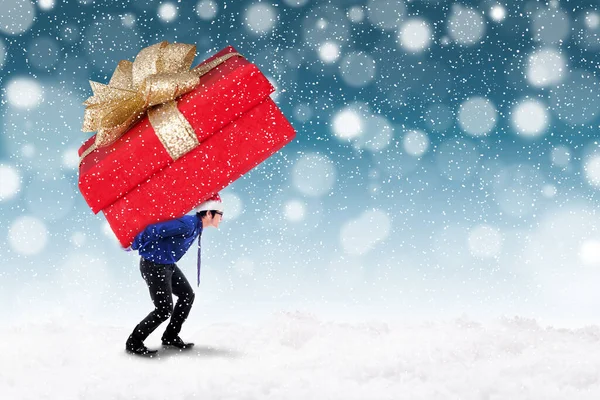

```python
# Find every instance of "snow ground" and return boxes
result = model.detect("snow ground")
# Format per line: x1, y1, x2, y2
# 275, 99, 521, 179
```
1, 311, 600, 400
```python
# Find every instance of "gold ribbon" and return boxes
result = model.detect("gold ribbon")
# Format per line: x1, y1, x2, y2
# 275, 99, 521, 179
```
79, 41, 241, 165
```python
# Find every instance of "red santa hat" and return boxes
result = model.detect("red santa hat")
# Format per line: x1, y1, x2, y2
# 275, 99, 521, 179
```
194, 192, 224, 213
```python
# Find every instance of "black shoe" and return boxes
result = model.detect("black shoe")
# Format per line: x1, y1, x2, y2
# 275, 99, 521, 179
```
126, 338, 158, 356
161, 335, 194, 349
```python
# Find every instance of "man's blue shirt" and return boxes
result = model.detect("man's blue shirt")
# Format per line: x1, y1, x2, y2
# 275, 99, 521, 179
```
131, 215, 203, 264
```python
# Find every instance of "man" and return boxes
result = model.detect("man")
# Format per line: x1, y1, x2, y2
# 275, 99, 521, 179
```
125, 193, 224, 356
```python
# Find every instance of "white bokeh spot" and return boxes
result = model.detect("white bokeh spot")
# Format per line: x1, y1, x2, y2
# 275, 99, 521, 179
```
551, 145, 571, 167
542, 184, 557, 198
583, 155, 600, 188
196, 0, 218, 20
121, 13, 136, 27
585, 12, 600, 29
5, 77, 43, 109
403, 130, 429, 157
220, 191, 243, 221
367, 0, 406, 30
62, 148, 80, 170
158, 2, 178, 22
292, 153, 337, 197
448, 4, 486, 45
293, 103, 313, 123
102, 222, 120, 246
332, 108, 363, 140
526, 48, 567, 88
318, 41, 341, 64
398, 18, 433, 53
360, 114, 394, 152
8, 216, 49, 255
0, 164, 21, 201
284, 199, 307, 222
0, 0, 36, 35
339, 51, 376, 88
38, 0, 55, 11
244, 3, 277, 35
580, 239, 600, 266
458, 96, 498, 136
511, 99, 549, 138
532, 7, 570, 44
490, 4, 506, 22
348, 6, 365, 23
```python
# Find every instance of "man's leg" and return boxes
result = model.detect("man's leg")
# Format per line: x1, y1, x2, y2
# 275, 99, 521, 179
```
161, 264, 195, 341
127, 259, 175, 347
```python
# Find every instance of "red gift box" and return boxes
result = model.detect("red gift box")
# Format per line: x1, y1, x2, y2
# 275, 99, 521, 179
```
103, 97, 295, 248
78, 45, 274, 214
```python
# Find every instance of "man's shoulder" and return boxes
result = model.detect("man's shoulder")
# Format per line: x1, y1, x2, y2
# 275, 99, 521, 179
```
179, 214, 198, 224
144, 215, 194, 231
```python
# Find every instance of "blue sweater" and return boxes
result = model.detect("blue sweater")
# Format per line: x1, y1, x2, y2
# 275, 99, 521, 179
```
131, 214, 203, 264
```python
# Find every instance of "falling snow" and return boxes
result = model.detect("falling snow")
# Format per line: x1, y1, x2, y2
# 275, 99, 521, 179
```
2, 0, 600, 398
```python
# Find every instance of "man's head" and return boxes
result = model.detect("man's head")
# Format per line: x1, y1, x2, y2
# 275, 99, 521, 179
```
197, 209, 223, 228
194, 193, 224, 229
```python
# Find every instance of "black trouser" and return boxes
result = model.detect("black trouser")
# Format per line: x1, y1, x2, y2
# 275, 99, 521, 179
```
129, 257, 195, 342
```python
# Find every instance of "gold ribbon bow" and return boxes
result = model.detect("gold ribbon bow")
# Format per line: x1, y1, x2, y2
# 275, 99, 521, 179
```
80, 41, 241, 165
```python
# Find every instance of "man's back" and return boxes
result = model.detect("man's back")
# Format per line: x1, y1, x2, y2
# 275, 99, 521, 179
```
132, 215, 202, 264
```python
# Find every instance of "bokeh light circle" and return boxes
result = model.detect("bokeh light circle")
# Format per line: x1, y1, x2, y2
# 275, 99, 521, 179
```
0, 164, 21, 201
367, 0, 406, 30
219, 191, 243, 221
339, 51, 376, 87
196, 0, 218, 20
549, 70, 600, 125
532, 7, 570, 44
5, 77, 43, 109
526, 48, 567, 88
403, 129, 429, 157
244, 3, 277, 35
292, 153, 337, 197
583, 155, 600, 188
332, 107, 363, 140
447, 4, 486, 45
398, 18, 433, 53
0, 0, 36, 35
551, 145, 572, 167
510, 99, 549, 138
8, 216, 49, 255
27, 36, 61, 70
457, 96, 497, 136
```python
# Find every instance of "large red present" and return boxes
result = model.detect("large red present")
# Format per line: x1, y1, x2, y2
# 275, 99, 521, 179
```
77, 41, 296, 247
104, 98, 295, 248
78, 43, 274, 214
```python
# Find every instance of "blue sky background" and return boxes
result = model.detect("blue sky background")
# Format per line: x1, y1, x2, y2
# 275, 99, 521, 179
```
1, 0, 600, 327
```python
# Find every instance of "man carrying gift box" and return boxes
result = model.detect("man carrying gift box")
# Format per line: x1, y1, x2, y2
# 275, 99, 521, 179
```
125, 193, 224, 356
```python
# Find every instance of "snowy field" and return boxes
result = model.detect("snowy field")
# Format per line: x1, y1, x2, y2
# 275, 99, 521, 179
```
2, 311, 600, 400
